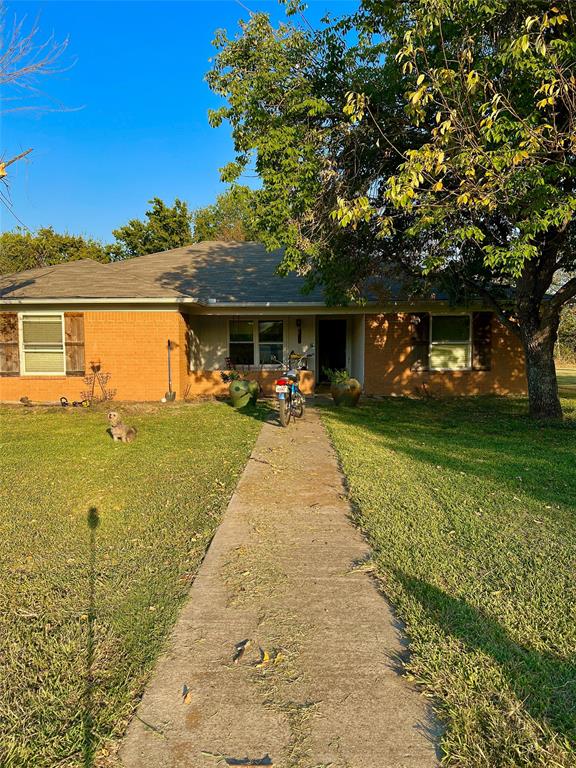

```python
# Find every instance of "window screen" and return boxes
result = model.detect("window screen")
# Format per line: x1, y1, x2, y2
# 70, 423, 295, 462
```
430, 315, 471, 370
21, 314, 65, 374
258, 320, 283, 365
229, 319, 254, 365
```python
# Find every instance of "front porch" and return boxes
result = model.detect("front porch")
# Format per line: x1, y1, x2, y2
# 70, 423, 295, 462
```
185, 312, 366, 397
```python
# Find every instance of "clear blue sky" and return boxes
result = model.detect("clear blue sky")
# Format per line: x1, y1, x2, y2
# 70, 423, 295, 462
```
1, 0, 357, 242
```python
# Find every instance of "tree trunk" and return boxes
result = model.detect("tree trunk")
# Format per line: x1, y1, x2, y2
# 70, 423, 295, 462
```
520, 315, 562, 420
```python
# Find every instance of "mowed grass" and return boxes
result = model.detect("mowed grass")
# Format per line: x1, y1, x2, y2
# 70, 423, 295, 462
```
557, 365, 576, 397
0, 402, 265, 768
321, 397, 576, 768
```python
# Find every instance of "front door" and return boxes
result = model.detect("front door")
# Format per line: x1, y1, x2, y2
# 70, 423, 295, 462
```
318, 319, 347, 382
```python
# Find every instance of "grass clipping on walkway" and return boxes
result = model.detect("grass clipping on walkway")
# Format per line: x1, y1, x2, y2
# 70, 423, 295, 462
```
321, 397, 576, 768
0, 402, 264, 768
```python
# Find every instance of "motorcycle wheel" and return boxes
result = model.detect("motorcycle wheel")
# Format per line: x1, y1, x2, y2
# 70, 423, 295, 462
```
293, 394, 305, 419
279, 397, 291, 427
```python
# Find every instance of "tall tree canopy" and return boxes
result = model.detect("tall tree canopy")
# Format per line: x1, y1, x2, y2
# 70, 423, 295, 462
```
208, 1, 576, 420
110, 197, 193, 259
192, 185, 259, 242
0, 227, 109, 275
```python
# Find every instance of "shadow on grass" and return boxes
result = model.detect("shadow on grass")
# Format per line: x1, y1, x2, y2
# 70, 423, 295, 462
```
83, 507, 99, 768
392, 569, 576, 743
222, 398, 286, 427
320, 397, 576, 511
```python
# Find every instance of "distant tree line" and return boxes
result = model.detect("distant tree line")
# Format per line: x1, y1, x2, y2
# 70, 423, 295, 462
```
0, 186, 259, 275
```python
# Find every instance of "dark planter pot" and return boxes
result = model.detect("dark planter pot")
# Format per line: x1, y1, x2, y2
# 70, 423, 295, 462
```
330, 378, 362, 407
229, 379, 259, 409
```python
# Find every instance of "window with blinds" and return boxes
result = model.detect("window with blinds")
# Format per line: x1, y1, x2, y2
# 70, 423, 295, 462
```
430, 315, 472, 371
20, 314, 66, 374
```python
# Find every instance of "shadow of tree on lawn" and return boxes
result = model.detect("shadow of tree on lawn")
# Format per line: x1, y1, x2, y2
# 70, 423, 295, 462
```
392, 569, 576, 744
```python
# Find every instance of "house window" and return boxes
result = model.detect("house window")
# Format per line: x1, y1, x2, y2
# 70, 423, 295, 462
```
430, 315, 471, 370
258, 320, 283, 365
229, 319, 255, 365
228, 319, 284, 366
20, 313, 66, 374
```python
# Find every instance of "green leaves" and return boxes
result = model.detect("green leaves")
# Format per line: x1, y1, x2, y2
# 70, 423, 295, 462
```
192, 185, 260, 242
111, 198, 193, 259
0, 227, 110, 275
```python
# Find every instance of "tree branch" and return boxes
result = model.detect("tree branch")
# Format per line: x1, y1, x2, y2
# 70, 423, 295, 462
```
549, 275, 576, 313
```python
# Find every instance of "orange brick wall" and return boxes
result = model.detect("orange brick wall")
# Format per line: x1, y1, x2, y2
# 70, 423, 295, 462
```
0, 311, 188, 403
1, 308, 527, 403
364, 313, 527, 397
183, 370, 315, 398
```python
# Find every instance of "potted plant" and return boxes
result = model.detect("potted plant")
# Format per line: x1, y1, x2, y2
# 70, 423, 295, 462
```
221, 371, 260, 409
324, 368, 362, 407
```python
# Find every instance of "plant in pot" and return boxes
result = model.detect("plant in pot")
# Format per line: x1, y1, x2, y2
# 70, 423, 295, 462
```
221, 370, 260, 409
324, 368, 362, 407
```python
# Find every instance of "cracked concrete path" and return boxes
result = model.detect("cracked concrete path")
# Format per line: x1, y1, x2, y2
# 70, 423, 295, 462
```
120, 406, 440, 768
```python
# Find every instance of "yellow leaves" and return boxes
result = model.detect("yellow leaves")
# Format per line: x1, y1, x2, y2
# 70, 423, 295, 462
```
466, 70, 480, 92
256, 647, 285, 668
512, 150, 530, 165
332, 195, 373, 229
432, 180, 444, 192
457, 192, 470, 206
438, 119, 452, 136
536, 80, 559, 109
343, 91, 368, 124
408, 85, 427, 105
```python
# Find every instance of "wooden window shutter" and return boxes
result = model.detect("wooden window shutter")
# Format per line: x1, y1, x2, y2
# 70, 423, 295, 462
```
64, 313, 85, 376
472, 312, 492, 371
0, 312, 20, 376
409, 313, 430, 371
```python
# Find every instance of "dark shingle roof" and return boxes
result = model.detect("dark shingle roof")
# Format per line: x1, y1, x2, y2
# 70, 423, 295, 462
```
0, 242, 325, 304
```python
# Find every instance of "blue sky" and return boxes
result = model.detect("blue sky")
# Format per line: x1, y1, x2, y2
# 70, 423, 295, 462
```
1, 0, 357, 241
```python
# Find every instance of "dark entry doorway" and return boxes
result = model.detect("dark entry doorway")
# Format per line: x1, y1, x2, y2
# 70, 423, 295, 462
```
318, 319, 347, 382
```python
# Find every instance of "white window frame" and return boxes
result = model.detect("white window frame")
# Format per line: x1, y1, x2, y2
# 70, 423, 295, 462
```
429, 313, 472, 372
18, 312, 66, 376
227, 318, 285, 368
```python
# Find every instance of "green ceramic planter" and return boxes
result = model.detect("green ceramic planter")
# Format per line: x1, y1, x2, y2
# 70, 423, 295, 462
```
330, 378, 362, 407
247, 379, 260, 405
229, 379, 260, 409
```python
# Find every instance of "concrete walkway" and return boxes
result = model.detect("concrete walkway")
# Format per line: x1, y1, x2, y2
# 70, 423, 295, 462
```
120, 407, 439, 768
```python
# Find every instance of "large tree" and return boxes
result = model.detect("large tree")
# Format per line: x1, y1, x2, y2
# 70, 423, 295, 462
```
0, 227, 109, 275
192, 185, 259, 242
208, 1, 576, 419
110, 197, 193, 259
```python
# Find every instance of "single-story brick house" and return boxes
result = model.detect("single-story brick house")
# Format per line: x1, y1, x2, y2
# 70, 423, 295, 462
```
0, 241, 526, 402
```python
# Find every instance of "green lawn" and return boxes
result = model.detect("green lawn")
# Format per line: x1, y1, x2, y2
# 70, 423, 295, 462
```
321, 397, 576, 768
0, 402, 265, 768
557, 365, 576, 397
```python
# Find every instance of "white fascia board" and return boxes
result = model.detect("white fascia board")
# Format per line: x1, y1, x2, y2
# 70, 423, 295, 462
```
0, 296, 199, 307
